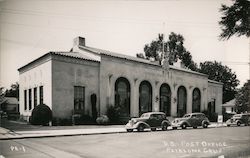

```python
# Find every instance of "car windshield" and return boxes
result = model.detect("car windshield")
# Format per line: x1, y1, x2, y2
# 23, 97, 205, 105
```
140, 113, 150, 118
183, 114, 190, 118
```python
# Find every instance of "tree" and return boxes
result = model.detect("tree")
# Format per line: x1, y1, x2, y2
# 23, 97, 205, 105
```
30, 104, 52, 125
144, 34, 164, 61
235, 80, 250, 113
5, 82, 19, 100
199, 61, 239, 103
0, 87, 6, 109
179, 51, 198, 71
219, 0, 250, 39
219, 0, 250, 113
142, 32, 197, 70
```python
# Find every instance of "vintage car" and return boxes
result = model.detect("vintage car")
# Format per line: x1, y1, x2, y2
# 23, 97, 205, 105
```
226, 113, 250, 126
171, 113, 210, 129
125, 112, 171, 132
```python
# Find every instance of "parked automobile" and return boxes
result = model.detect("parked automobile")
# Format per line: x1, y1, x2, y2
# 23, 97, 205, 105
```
171, 113, 210, 129
125, 112, 171, 132
226, 113, 250, 126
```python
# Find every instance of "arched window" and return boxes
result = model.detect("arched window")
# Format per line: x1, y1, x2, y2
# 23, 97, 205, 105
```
192, 88, 201, 112
139, 81, 152, 115
115, 77, 130, 117
177, 86, 187, 117
160, 83, 171, 116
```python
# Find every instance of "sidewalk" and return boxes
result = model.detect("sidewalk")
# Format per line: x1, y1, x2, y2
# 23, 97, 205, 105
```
0, 126, 127, 140
0, 122, 227, 140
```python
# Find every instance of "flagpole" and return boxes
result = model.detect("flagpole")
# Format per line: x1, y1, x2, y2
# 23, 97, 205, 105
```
162, 22, 165, 64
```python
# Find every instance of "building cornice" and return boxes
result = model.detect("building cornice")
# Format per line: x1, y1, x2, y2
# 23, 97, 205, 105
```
18, 53, 52, 74
18, 52, 100, 74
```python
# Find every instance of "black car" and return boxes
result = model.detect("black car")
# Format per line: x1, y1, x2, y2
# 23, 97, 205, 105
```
125, 112, 171, 132
171, 113, 210, 129
226, 113, 250, 126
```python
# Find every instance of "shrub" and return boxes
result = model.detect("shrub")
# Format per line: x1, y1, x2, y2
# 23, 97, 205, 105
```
79, 114, 95, 125
96, 115, 109, 125
52, 117, 72, 126
30, 104, 52, 125
106, 105, 121, 124
222, 112, 234, 122
202, 110, 218, 122
209, 112, 218, 122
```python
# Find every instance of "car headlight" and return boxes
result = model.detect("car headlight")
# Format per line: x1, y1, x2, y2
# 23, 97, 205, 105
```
130, 119, 138, 125
172, 119, 180, 124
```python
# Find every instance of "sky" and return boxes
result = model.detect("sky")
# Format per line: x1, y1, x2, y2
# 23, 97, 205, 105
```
0, 0, 249, 89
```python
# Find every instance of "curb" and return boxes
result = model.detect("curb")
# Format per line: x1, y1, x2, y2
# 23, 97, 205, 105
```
0, 123, 229, 140
0, 130, 127, 140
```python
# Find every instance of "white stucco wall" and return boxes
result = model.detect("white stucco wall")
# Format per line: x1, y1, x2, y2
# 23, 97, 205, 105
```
51, 55, 100, 119
19, 55, 52, 120
208, 81, 223, 114
18, 50, 224, 121
99, 55, 209, 117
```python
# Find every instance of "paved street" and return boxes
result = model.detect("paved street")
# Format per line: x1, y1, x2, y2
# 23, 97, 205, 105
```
0, 126, 250, 158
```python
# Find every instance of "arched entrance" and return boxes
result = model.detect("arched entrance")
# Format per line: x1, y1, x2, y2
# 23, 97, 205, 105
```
177, 86, 187, 117
160, 83, 171, 116
115, 77, 130, 117
192, 88, 201, 112
139, 81, 152, 116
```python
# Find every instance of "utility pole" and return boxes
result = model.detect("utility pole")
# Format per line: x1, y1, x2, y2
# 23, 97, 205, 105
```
248, 38, 250, 112
249, 38, 250, 79
162, 22, 169, 71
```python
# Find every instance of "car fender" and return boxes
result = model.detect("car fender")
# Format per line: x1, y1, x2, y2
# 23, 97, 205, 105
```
134, 121, 150, 129
202, 120, 210, 125
161, 120, 170, 126
236, 120, 242, 124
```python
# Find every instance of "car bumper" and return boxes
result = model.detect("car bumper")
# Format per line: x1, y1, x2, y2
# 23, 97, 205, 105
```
226, 121, 237, 126
125, 123, 137, 130
171, 123, 182, 128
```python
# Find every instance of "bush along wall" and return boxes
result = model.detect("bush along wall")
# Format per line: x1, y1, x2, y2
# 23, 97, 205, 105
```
106, 105, 122, 124
202, 110, 218, 122
30, 104, 52, 126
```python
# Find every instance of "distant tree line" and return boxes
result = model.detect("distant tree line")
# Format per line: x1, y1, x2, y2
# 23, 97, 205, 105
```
0, 82, 19, 103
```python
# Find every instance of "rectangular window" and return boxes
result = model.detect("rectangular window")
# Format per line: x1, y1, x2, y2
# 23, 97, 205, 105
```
74, 86, 85, 111
28, 89, 32, 110
34, 87, 37, 106
24, 90, 27, 110
39, 86, 43, 104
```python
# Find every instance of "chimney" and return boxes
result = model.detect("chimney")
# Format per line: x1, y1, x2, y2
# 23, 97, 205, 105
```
73, 36, 85, 47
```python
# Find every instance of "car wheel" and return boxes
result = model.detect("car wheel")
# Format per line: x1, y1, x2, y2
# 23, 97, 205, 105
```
127, 129, 133, 132
237, 122, 241, 126
181, 123, 187, 129
137, 124, 144, 132
162, 123, 168, 131
203, 122, 208, 128
151, 128, 156, 131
